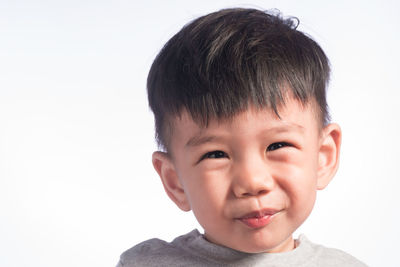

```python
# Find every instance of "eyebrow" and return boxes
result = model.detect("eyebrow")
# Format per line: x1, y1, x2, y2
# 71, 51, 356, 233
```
185, 134, 221, 148
275, 123, 305, 133
184, 123, 305, 148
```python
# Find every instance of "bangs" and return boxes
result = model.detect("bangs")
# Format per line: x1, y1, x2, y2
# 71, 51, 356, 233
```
147, 8, 330, 151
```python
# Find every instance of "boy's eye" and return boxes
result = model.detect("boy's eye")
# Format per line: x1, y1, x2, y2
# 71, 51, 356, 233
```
200, 150, 228, 160
267, 142, 291, 151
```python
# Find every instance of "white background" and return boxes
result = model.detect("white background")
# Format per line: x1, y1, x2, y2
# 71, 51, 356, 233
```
1, 1, 399, 266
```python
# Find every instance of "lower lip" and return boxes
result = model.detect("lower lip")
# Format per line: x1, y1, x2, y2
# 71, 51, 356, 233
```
239, 214, 274, 228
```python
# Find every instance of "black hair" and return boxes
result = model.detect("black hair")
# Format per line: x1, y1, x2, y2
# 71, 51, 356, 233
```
147, 8, 331, 151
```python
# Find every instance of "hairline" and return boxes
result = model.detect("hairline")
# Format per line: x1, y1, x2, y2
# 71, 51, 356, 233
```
161, 96, 325, 155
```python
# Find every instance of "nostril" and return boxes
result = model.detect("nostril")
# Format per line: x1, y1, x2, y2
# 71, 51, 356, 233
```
258, 189, 268, 195
241, 189, 268, 197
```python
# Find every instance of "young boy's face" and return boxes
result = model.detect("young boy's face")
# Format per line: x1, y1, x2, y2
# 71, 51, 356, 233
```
153, 97, 341, 253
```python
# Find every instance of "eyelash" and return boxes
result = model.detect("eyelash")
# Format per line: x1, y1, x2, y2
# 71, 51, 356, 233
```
267, 142, 292, 151
200, 150, 228, 161
199, 142, 292, 161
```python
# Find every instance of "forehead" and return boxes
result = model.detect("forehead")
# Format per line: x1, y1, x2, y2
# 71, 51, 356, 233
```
167, 98, 319, 153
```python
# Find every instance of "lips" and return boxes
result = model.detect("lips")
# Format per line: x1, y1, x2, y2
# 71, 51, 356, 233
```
237, 209, 280, 229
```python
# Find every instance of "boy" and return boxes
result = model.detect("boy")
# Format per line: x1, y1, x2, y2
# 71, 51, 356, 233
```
117, 8, 367, 266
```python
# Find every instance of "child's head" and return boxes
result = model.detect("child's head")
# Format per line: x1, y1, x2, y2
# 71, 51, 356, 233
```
148, 8, 331, 152
148, 8, 341, 253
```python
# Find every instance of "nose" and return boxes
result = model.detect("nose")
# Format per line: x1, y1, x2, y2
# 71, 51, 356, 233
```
231, 156, 275, 198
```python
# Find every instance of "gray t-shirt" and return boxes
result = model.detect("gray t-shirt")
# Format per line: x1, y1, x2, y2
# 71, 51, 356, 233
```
117, 229, 367, 267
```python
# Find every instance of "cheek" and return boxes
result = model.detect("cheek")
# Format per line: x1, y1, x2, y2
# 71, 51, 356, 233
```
186, 173, 231, 232
273, 161, 318, 206
181, 168, 230, 214
275, 167, 317, 229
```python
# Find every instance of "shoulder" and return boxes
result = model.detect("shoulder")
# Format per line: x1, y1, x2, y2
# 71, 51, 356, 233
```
117, 237, 180, 267
117, 230, 204, 267
300, 236, 368, 267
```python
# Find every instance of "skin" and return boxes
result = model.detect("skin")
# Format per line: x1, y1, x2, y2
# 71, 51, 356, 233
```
152, 97, 341, 253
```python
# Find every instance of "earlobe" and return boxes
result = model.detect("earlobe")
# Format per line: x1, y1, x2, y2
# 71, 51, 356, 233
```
152, 151, 191, 211
317, 123, 342, 190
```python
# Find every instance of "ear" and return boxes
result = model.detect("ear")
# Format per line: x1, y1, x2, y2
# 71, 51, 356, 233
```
317, 123, 342, 190
152, 151, 191, 211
